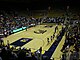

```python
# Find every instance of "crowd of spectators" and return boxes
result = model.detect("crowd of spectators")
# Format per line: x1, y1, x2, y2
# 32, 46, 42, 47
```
0, 10, 40, 37
61, 20, 80, 60
0, 43, 44, 60
0, 10, 66, 38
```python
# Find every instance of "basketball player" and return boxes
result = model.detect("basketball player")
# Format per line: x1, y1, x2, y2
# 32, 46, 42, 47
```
53, 34, 55, 39
55, 24, 58, 33
26, 28, 27, 31
39, 47, 42, 54
51, 36, 53, 41
47, 38, 49, 44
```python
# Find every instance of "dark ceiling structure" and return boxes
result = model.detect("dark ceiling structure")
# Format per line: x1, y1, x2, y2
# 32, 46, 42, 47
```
0, 0, 80, 10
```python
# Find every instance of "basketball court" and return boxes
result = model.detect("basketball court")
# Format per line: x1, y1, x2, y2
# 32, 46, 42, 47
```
3, 23, 65, 60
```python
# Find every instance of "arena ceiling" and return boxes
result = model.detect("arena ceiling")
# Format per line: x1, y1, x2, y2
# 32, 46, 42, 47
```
1, 0, 49, 2
0, 0, 80, 6
0, 0, 80, 3
0, 0, 80, 9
